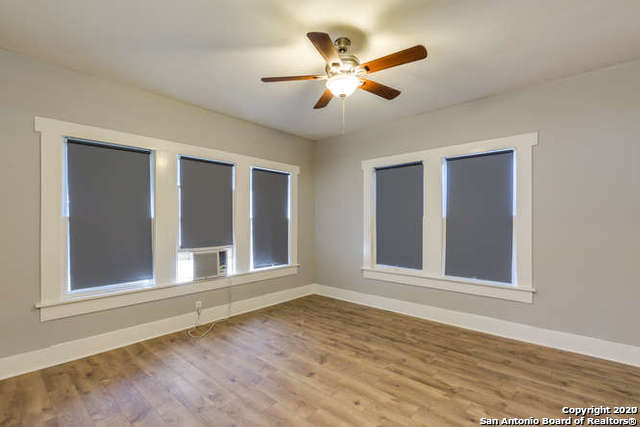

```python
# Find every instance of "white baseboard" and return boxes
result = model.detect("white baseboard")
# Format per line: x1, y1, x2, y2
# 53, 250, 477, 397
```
311, 284, 640, 367
3, 282, 637, 381
0, 284, 314, 381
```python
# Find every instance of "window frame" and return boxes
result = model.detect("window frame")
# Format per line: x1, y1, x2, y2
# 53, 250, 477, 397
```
361, 132, 537, 303
249, 167, 292, 271
442, 149, 515, 284
176, 155, 237, 279
62, 138, 157, 298
36, 117, 300, 321
373, 162, 424, 270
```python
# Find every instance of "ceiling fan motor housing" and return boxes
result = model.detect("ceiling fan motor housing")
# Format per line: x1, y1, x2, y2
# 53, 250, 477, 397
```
326, 54, 360, 74
325, 37, 361, 76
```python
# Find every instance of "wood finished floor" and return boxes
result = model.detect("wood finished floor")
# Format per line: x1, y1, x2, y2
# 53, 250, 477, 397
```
1, 295, 639, 426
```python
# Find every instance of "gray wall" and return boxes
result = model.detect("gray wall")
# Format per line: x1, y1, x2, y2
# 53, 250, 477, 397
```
314, 60, 640, 346
0, 49, 315, 358
1, 45, 639, 359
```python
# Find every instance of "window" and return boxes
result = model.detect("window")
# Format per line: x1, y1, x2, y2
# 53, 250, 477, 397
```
444, 151, 514, 283
37, 117, 300, 321
375, 162, 423, 269
177, 157, 234, 281
362, 133, 536, 303
178, 157, 233, 249
251, 168, 290, 269
65, 139, 154, 292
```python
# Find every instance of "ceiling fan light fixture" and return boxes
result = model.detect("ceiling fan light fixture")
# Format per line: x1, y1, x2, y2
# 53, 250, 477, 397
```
326, 74, 360, 98
261, 32, 427, 108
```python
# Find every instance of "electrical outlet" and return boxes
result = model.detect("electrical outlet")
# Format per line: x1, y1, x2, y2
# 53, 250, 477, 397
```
195, 301, 202, 316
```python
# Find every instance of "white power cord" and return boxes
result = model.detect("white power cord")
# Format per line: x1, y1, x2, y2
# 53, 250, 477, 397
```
187, 286, 232, 339
187, 303, 214, 338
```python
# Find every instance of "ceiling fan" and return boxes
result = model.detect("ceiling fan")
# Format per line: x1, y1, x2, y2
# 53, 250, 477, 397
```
261, 32, 428, 109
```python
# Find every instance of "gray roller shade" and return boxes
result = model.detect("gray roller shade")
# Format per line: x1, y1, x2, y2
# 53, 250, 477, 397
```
445, 150, 514, 283
252, 168, 289, 268
179, 157, 233, 249
66, 140, 153, 290
376, 162, 423, 269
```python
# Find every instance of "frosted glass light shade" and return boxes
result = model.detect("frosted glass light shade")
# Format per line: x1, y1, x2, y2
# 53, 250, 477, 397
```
326, 74, 360, 98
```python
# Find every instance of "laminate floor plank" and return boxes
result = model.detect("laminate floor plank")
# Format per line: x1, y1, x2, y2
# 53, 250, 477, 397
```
1, 295, 638, 426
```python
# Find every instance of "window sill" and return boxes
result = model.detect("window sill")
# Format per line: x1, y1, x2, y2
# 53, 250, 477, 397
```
250, 264, 292, 273
36, 264, 300, 321
361, 267, 534, 303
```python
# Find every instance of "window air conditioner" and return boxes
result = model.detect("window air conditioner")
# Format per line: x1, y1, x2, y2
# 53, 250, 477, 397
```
192, 249, 228, 280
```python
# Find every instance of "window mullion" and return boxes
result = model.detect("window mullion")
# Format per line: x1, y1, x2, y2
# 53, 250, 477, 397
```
423, 153, 443, 276
234, 160, 251, 274
154, 150, 177, 285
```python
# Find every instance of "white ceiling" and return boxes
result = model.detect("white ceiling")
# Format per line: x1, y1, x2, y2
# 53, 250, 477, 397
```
1, 0, 640, 140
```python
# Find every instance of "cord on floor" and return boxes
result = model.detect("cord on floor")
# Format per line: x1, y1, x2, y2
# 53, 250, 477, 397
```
187, 285, 232, 339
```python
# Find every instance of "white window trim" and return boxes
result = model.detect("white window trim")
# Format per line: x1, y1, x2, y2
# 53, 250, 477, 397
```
36, 116, 300, 321
362, 132, 537, 303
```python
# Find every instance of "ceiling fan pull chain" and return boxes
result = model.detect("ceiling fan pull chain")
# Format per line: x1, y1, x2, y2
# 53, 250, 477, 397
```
342, 97, 346, 135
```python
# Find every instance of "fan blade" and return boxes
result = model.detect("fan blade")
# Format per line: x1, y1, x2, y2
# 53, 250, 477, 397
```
359, 79, 401, 100
261, 75, 326, 82
307, 32, 342, 67
360, 45, 427, 74
313, 89, 333, 109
